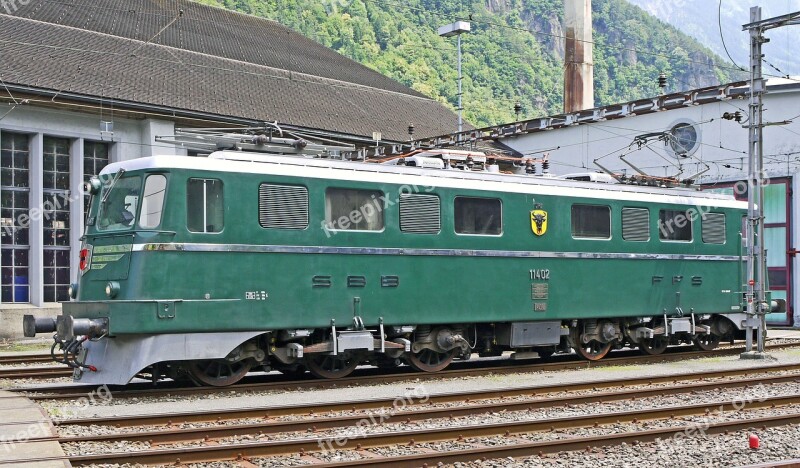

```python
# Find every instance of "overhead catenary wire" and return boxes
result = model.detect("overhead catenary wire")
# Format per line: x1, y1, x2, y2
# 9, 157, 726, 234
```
6, 0, 800, 150
6, 74, 793, 174
718, 0, 748, 72
129, 5, 184, 56
763, 57, 790, 78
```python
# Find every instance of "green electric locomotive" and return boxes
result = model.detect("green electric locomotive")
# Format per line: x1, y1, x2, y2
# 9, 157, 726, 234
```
25, 136, 758, 386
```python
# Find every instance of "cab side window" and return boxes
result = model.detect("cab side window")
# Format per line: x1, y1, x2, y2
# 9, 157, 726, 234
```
139, 174, 167, 229
187, 178, 224, 233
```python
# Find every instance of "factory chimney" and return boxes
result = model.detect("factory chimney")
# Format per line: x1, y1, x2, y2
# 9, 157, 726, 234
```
564, 0, 594, 112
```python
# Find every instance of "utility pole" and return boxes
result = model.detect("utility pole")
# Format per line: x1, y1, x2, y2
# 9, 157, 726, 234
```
438, 21, 471, 134
740, 6, 800, 359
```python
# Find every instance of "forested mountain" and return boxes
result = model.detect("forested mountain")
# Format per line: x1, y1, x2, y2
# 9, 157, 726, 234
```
627, 0, 800, 79
195, 0, 742, 128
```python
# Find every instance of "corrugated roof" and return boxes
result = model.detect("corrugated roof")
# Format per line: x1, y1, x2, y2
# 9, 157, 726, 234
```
0, 1, 464, 140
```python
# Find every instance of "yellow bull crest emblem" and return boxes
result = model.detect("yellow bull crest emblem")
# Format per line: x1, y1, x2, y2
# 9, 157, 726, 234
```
530, 209, 548, 236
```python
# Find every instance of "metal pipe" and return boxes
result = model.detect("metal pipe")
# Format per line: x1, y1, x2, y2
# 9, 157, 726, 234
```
457, 33, 463, 134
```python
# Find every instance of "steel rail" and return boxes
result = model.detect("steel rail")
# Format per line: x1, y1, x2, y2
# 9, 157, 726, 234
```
56, 371, 800, 445
59, 394, 800, 465
0, 366, 73, 379
318, 413, 800, 467
0, 353, 54, 365
54, 362, 800, 429
17, 341, 800, 399
738, 459, 800, 468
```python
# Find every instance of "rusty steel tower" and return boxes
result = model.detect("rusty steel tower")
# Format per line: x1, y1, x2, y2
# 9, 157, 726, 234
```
564, 0, 594, 113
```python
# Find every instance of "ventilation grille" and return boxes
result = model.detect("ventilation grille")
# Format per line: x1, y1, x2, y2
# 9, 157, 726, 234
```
259, 184, 309, 229
702, 213, 726, 244
400, 194, 440, 234
622, 208, 650, 241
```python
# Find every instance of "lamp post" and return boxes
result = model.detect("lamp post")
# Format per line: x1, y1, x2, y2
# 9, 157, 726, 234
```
438, 21, 471, 134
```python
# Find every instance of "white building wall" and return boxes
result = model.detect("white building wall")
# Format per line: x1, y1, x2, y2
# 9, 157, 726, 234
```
140, 119, 180, 158
501, 88, 800, 183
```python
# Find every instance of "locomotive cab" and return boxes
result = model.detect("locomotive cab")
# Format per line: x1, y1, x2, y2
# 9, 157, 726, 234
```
25, 159, 268, 385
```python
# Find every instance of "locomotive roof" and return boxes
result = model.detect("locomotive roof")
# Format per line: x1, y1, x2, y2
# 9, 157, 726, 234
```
101, 153, 746, 209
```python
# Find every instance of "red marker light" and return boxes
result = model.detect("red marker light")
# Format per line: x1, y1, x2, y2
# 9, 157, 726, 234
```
749, 433, 759, 449
79, 248, 89, 271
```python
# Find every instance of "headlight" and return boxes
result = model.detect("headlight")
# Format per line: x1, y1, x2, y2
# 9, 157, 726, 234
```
105, 281, 120, 298
68, 283, 78, 299
84, 177, 102, 195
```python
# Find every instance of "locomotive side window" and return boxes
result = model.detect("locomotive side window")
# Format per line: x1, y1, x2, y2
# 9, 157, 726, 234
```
622, 207, 650, 241
139, 175, 167, 229
325, 188, 384, 231
454, 197, 502, 235
97, 175, 141, 231
187, 178, 224, 233
571, 204, 610, 239
658, 209, 692, 242
259, 184, 309, 230
702, 212, 726, 244
400, 194, 440, 234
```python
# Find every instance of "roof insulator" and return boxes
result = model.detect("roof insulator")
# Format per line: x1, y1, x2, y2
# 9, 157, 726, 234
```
658, 73, 667, 90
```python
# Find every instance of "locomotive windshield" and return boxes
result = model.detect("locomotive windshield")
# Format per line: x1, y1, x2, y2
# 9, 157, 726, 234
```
96, 175, 141, 231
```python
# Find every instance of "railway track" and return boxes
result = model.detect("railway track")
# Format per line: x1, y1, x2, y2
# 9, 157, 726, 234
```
14, 340, 800, 400
41, 363, 800, 466
0, 353, 54, 366
55, 362, 800, 433
0, 366, 72, 380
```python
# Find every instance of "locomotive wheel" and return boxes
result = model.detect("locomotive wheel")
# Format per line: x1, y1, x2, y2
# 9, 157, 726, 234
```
304, 353, 360, 379
638, 337, 668, 355
693, 333, 721, 351
406, 348, 458, 372
188, 359, 253, 387
573, 340, 612, 361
